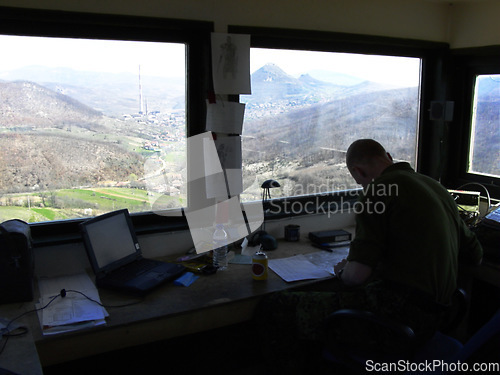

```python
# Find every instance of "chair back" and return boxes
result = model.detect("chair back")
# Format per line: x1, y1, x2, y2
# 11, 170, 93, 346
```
323, 288, 470, 374
324, 308, 417, 368
451, 308, 500, 365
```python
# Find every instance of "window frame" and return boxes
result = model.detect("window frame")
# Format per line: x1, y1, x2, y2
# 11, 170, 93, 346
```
0, 9, 454, 244
0, 6, 213, 245
447, 47, 500, 199
228, 25, 449, 216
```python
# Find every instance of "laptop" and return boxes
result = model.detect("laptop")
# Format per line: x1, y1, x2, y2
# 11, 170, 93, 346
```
80, 209, 185, 294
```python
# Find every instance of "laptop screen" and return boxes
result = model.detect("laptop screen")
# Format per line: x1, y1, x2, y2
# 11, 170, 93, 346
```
81, 209, 140, 271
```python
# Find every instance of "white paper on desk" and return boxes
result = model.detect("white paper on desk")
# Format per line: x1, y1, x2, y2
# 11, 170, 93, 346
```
38, 274, 108, 329
35, 314, 107, 336
269, 254, 333, 282
39, 293, 107, 327
38, 273, 97, 297
304, 248, 350, 275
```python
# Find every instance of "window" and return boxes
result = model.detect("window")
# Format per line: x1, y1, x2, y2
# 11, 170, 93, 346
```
447, 51, 500, 199
0, 35, 186, 223
0, 8, 212, 233
469, 74, 500, 178
240, 48, 422, 202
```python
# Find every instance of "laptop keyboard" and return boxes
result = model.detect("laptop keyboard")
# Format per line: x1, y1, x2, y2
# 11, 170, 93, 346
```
107, 259, 159, 283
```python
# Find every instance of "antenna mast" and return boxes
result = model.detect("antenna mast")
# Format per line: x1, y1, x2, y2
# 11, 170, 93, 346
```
139, 65, 144, 114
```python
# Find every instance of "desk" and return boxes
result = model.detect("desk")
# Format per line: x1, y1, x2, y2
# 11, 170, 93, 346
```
0, 238, 347, 373
0, 302, 43, 375
466, 260, 500, 289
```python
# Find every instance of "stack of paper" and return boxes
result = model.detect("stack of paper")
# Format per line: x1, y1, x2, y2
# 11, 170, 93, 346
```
37, 273, 108, 335
269, 254, 333, 282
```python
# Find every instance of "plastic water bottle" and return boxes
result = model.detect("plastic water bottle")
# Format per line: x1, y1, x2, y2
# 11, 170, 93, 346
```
213, 223, 228, 270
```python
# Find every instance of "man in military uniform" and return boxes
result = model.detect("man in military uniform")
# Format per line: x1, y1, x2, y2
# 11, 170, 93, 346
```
256, 139, 483, 373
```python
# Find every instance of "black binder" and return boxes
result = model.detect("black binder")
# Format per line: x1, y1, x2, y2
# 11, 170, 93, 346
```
309, 229, 351, 244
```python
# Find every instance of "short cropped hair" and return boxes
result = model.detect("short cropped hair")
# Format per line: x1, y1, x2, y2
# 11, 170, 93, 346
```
346, 139, 387, 167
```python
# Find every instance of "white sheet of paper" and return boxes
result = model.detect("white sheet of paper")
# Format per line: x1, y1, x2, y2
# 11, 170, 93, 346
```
206, 100, 245, 134
225, 168, 243, 197
241, 200, 264, 233
185, 196, 249, 253
204, 137, 227, 198
269, 254, 333, 282
211, 33, 251, 95
39, 293, 107, 327
38, 273, 99, 298
37, 273, 108, 329
213, 135, 242, 196
214, 135, 242, 170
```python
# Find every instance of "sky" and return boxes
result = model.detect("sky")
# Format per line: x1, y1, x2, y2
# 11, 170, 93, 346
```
0, 35, 186, 78
250, 48, 421, 87
0, 34, 420, 87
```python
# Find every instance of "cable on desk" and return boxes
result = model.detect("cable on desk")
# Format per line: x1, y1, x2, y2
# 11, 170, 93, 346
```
0, 289, 143, 358
0, 293, 60, 357
62, 289, 144, 308
457, 182, 492, 212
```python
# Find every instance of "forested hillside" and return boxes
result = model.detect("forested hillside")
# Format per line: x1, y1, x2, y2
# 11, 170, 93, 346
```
241, 63, 419, 197
0, 81, 145, 194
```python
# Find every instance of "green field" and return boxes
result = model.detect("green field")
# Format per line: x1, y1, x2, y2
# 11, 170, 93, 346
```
0, 187, 186, 223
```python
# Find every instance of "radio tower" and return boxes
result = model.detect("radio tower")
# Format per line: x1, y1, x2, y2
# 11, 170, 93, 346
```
138, 65, 144, 115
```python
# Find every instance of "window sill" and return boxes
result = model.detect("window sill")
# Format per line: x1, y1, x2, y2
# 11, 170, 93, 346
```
30, 191, 360, 247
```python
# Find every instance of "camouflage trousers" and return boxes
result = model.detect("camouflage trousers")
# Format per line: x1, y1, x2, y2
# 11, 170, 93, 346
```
253, 279, 445, 373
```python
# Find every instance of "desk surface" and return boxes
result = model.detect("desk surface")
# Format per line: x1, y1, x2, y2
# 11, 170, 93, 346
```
0, 302, 44, 375
0, 238, 347, 373
2, 239, 499, 374
462, 259, 500, 288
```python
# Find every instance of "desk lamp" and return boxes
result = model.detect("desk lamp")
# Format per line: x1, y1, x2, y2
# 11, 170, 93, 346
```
249, 179, 280, 250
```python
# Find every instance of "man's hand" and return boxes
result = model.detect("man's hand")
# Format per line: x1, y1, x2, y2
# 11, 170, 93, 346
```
334, 259, 372, 286
334, 258, 347, 275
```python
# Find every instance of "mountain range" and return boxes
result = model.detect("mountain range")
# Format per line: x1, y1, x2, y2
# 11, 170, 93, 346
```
0, 80, 103, 129
0, 66, 185, 116
242, 62, 419, 158
0, 63, 497, 195
1, 63, 398, 118
0, 62, 420, 195
242, 63, 397, 109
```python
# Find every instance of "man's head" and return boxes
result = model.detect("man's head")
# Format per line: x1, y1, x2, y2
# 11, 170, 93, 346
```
346, 139, 393, 188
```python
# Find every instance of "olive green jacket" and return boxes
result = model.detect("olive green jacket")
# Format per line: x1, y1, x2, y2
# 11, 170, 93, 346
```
348, 162, 483, 305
